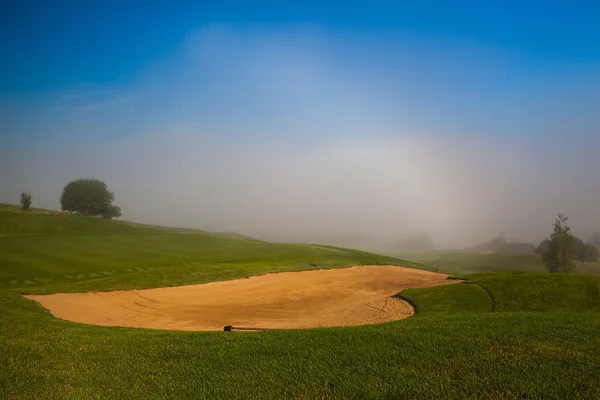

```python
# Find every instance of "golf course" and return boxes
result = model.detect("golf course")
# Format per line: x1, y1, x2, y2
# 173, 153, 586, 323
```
5, 3, 600, 397
2, 204, 600, 399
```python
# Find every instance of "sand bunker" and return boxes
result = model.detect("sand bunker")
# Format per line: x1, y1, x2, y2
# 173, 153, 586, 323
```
25, 266, 459, 331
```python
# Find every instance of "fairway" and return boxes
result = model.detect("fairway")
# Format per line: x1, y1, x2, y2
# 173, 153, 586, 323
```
0, 207, 422, 292
389, 250, 600, 276
5, 7, 600, 397
25, 265, 458, 331
3, 208, 600, 398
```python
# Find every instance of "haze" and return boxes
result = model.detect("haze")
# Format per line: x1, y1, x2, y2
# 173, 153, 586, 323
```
2, 5, 599, 249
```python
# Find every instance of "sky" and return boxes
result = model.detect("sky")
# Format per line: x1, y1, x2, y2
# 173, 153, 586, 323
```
1, 1, 600, 248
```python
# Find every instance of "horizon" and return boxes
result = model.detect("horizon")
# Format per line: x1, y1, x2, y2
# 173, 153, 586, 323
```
2, 201, 596, 253
2, 1, 599, 248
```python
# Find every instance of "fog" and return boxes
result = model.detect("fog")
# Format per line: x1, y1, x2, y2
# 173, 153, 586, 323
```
2, 25, 599, 249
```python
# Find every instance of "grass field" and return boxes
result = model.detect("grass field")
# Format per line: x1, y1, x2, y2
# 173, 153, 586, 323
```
2, 206, 600, 398
392, 249, 600, 276
0, 205, 420, 293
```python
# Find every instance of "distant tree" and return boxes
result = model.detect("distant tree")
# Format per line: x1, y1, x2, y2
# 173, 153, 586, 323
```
542, 213, 576, 273
534, 239, 550, 255
584, 244, 599, 263
60, 178, 121, 218
20, 191, 32, 211
572, 236, 587, 262
488, 233, 507, 250
588, 233, 600, 251
473, 233, 508, 252
396, 233, 435, 252
536, 236, 585, 260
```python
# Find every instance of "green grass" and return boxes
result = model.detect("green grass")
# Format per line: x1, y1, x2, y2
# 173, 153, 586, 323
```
3, 272, 600, 399
0, 209, 421, 291
402, 281, 493, 313
393, 249, 600, 276
0, 202, 61, 214
466, 271, 600, 312
2, 207, 600, 398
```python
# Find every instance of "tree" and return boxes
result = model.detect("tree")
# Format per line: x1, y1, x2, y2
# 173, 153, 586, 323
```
534, 239, 550, 255
584, 244, 599, 263
588, 233, 600, 251
60, 178, 121, 218
536, 236, 586, 260
572, 236, 587, 262
101, 204, 122, 220
542, 213, 576, 273
20, 191, 32, 211
473, 233, 507, 252
396, 233, 435, 252
488, 233, 507, 250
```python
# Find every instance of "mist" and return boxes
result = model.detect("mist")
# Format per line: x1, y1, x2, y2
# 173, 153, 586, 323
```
2, 25, 599, 249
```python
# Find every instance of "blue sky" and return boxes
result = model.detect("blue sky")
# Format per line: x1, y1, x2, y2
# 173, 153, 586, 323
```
3, 1, 600, 91
1, 1, 600, 247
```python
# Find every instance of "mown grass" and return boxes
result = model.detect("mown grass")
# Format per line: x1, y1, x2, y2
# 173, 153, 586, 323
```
3, 272, 600, 399
467, 271, 600, 312
394, 250, 600, 276
402, 281, 493, 313
2, 207, 600, 398
0, 209, 419, 291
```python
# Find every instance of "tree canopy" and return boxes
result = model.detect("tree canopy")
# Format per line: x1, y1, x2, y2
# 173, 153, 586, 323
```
541, 214, 576, 273
572, 236, 587, 262
60, 178, 122, 219
588, 233, 600, 251
20, 191, 32, 211
536, 235, 592, 262
534, 239, 550, 255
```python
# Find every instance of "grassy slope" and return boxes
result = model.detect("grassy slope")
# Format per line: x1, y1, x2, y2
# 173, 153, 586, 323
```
2, 207, 600, 398
393, 250, 600, 276
0, 209, 420, 292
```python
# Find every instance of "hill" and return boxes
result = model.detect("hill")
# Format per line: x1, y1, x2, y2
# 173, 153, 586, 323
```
0, 206, 419, 291
2, 205, 600, 398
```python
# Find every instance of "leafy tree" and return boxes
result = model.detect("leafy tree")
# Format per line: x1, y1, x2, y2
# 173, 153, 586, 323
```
536, 236, 586, 261
20, 191, 32, 211
101, 204, 122, 220
60, 178, 121, 218
542, 213, 576, 273
584, 244, 599, 263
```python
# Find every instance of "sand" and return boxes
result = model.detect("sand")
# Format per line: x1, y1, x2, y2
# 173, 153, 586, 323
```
25, 266, 460, 331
